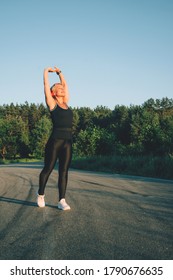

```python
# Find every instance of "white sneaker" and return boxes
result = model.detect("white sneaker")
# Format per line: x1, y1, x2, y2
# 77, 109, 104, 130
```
37, 194, 45, 207
58, 198, 71, 210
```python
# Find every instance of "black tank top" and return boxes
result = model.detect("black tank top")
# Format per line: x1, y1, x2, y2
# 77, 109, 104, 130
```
50, 104, 73, 139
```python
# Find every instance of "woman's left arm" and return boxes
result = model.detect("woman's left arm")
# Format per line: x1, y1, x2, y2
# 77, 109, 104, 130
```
54, 66, 69, 99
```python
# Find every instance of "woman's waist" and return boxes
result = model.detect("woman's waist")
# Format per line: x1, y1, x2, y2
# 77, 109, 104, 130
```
51, 127, 72, 140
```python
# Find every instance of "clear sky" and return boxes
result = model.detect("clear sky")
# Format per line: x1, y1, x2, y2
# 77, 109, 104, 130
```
0, 0, 172, 109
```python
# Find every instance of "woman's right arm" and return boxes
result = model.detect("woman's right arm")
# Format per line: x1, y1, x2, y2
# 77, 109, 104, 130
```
43, 68, 56, 110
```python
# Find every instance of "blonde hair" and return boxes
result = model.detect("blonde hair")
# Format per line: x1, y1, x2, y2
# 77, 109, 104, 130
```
50, 83, 69, 103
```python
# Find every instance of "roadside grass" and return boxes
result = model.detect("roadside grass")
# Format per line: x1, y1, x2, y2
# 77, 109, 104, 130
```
1, 155, 173, 180
71, 155, 173, 180
0, 158, 41, 165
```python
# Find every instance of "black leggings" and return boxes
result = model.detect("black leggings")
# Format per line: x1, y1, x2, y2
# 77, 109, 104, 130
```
38, 137, 72, 199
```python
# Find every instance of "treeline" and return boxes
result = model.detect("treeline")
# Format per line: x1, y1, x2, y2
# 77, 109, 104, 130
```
0, 97, 173, 161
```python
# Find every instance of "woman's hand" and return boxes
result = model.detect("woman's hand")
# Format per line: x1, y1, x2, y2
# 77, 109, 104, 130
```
44, 66, 61, 73
53, 66, 61, 73
44, 67, 55, 73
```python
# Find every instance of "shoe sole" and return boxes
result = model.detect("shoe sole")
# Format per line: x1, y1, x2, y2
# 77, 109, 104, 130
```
58, 205, 71, 211
37, 204, 45, 208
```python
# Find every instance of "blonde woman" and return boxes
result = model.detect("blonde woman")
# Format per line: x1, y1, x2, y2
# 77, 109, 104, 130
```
37, 67, 73, 210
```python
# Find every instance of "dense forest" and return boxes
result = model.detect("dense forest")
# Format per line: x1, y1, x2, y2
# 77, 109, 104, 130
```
0, 97, 173, 179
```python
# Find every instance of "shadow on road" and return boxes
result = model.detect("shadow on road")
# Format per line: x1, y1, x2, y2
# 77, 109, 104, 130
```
0, 196, 58, 209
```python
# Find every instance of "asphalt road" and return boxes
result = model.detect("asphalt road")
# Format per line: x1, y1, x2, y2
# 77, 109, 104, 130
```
0, 162, 173, 260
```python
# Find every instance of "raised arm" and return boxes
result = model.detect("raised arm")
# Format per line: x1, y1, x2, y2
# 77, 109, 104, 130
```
43, 67, 56, 110
54, 67, 69, 102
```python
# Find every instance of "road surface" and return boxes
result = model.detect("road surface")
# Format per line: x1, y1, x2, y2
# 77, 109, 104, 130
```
0, 162, 173, 260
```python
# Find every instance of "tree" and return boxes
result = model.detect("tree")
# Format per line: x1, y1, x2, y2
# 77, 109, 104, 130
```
93, 106, 112, 129
32, 115, 52, 158
111, 105, 131, 145
77, 107, 95, 131
0, 116, 29, 159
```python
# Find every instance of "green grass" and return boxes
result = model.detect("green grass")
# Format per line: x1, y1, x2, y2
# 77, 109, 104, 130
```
71, 155, 173, 180
1, 155, 173, 180
0, 158, 42, 165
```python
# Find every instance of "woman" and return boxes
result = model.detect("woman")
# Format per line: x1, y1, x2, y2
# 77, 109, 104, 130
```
37, 66, 73, 210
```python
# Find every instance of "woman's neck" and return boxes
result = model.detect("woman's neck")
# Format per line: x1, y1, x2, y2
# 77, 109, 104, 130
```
55, 97, 68, 109
56, 97, 64, 104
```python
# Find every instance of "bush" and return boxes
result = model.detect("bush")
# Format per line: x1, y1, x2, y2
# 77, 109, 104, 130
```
71, 155, 173, 180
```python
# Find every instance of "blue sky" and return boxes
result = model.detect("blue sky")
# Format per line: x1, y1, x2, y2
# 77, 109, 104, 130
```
0, 0, 172, 109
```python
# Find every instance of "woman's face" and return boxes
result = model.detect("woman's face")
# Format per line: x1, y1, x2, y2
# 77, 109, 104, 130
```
52, 83, 65, 97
